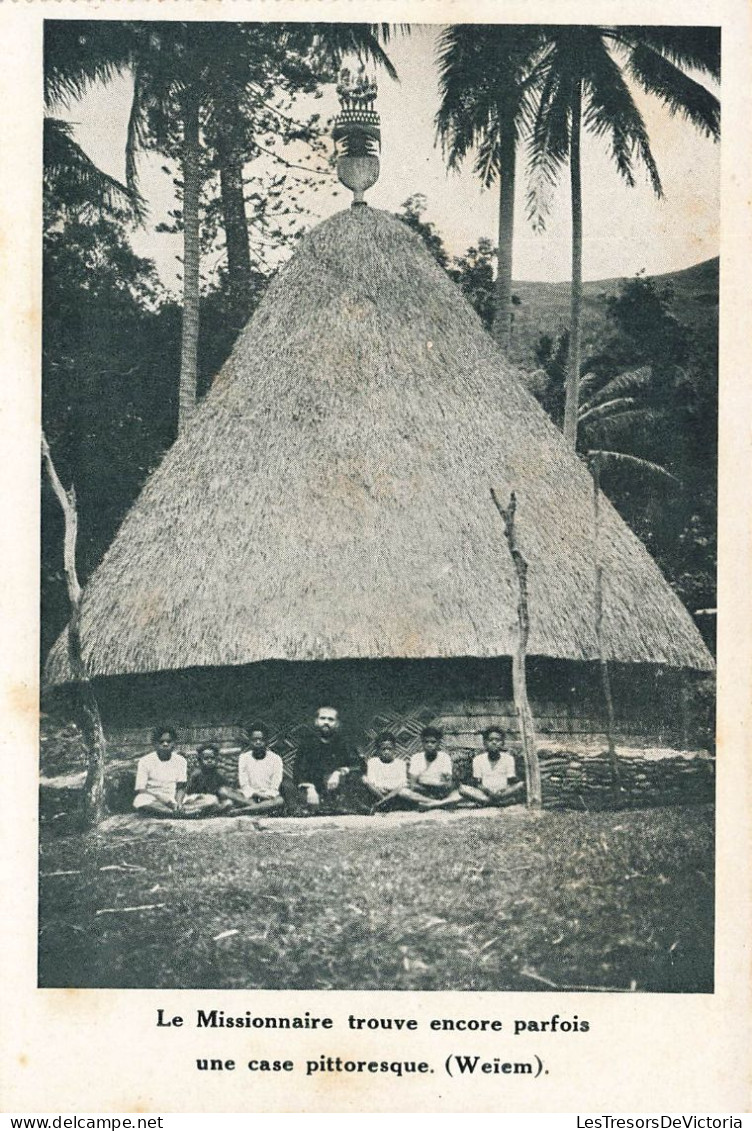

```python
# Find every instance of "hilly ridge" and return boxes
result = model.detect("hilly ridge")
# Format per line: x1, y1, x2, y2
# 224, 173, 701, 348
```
508, 256, 719, 368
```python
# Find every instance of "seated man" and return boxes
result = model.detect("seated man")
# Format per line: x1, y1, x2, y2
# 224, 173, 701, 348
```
181, 743, 234, 818
132, 726, 189, 818
362, 731, 409, 811
403, 726, 463, 810
289, 706, 355, 814
459, 726, 525, 808
235, 723, 285, 815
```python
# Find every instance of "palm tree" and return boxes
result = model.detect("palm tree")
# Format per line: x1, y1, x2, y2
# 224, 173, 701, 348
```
44, 23, 146, 223
435, 25, 545, 353
43, 118, 143, 223
527, 25, 720, 448
45, 20, 206, 431
124, 22, 401, 433
579, 363, 680, 794
201, 23, 401, 324
46, 21, 401, 434
578, 364, 679, 481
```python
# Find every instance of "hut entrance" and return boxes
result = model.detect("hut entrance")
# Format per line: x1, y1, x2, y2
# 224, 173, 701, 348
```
54, 656, 708, 780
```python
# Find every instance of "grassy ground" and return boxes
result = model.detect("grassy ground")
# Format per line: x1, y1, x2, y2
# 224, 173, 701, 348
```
38, 804, 714, 993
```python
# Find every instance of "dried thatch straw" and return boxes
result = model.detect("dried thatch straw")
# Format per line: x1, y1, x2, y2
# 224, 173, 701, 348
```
46, 206, 713, 684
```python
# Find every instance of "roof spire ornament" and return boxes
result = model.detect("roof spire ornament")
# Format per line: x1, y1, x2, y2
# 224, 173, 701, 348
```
333, 65, 381, 206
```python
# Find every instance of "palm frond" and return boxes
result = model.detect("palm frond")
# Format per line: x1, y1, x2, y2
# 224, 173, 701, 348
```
473, 126, 502, 187
583, 407, 660, 438
578, 370, 601, 400
580, 37, 662, 196
436, 26, 547, 172
125, 67, 153, 195
625, 43, 720, 140
44, 117, 147, 222
587, 449, 679, 483
302, 23, 402, 81
436, 31, 495, 167
125, 89, 144, 195
617, 27, 720, 80
44, 21, 133, 108
525, 53, 571, 229
585, 365, 653, 409
578, 396, 636, 424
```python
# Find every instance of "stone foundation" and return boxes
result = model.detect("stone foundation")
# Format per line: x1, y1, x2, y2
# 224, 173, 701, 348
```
538, 748, 714, 810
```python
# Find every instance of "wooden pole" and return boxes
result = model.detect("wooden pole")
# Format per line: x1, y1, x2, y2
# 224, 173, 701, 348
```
590, 454, 620, 797
42, 433, 108, 827
491, 489, 542, 809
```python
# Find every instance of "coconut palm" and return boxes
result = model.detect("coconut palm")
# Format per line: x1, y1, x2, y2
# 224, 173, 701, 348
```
526, 25, 720, 449
45, 21, 401, 434
580, 362, 681, 791
44, 24, 146, 223
579, 365, 654, 445
43, 118, 143, 223
45, 21, 205, 430
124, 22, 401, 433
435, 25, 546, 353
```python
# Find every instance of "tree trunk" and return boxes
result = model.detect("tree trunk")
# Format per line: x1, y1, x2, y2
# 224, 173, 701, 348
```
591, 454, 620, 798
178, 83, 201, 435
216, 105, 252, 327
41, 435, 107, 827
563, 78, 583, 449
493, 119, 516, 354
491, 488, 542, 809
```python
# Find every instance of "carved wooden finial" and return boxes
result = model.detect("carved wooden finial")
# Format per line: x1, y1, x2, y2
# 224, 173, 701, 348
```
332, 67, 381, 206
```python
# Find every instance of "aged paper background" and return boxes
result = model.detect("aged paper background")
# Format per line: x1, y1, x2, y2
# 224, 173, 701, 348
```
1, 0, 750, 1114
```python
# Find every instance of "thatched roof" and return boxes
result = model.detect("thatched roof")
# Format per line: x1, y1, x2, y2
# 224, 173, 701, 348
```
46, 206, 713, 684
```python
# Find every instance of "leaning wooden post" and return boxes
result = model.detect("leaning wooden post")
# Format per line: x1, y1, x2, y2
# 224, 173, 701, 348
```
42, 433, 108, 827
589, 454, 620, 797
491, 489, 542, 809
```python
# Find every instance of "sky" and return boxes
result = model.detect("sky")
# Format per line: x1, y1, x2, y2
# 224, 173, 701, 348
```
65, 23, 721, 294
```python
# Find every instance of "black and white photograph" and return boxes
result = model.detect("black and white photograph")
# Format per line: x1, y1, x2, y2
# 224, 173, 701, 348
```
36, 16, 721, 1000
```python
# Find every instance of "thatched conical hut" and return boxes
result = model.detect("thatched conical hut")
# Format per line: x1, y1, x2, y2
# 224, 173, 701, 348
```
45, 203, 713, 771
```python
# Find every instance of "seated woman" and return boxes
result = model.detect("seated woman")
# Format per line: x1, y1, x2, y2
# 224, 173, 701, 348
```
234, 723, 285, 815
458, 727, 525, 808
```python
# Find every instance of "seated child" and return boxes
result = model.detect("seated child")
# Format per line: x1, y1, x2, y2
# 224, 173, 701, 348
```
403, 726, 463, 810
459, 726, 525, 807
132, 726, 189, 817
362, 731, 408, 810
235, 723, 285, 815
181, 742, 234, 817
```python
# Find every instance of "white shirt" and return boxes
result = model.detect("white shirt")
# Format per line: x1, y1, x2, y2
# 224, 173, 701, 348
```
409, 750, 453, 786
135, 751, 187, 804
473, 751, 517, 792
366, 756, 407, 791
238, 750, 284, 798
